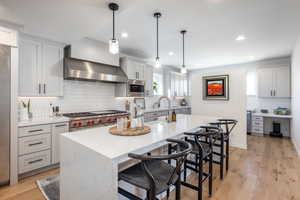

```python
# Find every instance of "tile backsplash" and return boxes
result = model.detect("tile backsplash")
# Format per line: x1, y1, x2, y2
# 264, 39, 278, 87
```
18, 80, 190, 120
247, 96, 291, 112
19, 80, 118, 119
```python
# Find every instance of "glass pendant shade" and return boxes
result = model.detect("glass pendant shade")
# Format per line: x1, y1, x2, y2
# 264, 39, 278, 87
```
109, 39, 119, 55
181, 65, 187, 74
155, 57, 161, 68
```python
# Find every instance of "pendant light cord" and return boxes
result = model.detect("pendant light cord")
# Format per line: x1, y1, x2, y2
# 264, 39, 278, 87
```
112, 10, 115, 40
156, 16, 159, 59
183, 32, 185, 67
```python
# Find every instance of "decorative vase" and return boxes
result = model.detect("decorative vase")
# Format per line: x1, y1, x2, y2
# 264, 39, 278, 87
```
20, 107, 29, 121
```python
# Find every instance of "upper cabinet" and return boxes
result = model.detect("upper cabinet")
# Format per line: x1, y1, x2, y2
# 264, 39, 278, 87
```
119, 57, 154, 96
257, 67, 290, 98
19, 38, 42, 96
120, 57, 145, 80
19, 35, 64, 97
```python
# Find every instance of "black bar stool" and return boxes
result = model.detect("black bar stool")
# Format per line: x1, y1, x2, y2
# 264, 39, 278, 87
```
180, 126, 220, 200
118, 139, 192, 200
209, 119, 237, 179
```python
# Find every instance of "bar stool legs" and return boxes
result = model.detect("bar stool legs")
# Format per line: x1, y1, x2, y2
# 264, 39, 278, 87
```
226, 139, 230, 172
220, 137, 224, 180
209, 152, 213, 197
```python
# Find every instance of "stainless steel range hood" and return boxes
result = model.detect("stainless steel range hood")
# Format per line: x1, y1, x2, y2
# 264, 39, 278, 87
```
64, 46, 128, 83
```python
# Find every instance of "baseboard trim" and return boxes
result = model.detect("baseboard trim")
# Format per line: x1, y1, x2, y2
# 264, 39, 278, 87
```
292, 138, 300, 158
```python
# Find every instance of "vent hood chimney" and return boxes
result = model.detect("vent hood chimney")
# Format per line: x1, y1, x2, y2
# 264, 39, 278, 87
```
63, 45, 128, 83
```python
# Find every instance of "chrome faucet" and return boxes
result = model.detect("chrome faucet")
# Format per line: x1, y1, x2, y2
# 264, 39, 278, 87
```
156, 96, 172, 122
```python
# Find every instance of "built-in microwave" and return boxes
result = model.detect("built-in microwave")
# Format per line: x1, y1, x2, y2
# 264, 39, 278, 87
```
128, 80, 145, 97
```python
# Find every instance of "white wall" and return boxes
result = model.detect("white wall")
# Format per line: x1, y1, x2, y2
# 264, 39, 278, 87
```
291, 36, 300, 157
191, 66, 247, 149
70, 38, 119, 66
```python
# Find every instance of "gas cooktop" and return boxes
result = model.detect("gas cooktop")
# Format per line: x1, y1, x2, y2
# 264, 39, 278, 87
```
63, 110, 128, 118
63, 110, 129, 131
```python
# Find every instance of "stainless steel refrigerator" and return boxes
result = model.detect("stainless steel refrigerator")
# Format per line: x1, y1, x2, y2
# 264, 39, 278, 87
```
0, 44, 11, 185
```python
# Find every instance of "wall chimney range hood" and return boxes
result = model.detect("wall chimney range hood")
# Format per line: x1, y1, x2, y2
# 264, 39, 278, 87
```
63, 45, 127, 83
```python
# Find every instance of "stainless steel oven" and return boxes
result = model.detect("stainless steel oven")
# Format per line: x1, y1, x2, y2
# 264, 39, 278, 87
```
128, 80, 145, 97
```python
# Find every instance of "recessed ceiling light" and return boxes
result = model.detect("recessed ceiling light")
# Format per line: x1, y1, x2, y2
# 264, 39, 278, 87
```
236, 35, 246, 41
168, 52, 174, 56
121, 32, 128, 38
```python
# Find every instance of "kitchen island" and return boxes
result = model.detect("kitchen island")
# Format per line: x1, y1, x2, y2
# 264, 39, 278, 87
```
60, 114, 218, 200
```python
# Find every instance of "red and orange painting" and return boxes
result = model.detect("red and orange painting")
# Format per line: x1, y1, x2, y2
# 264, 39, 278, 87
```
207, 80, 224, 96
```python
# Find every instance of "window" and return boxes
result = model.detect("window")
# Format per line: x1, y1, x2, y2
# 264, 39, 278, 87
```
170, 72, 188, 97
247, 71, 257, 96
153, 72, 164, 95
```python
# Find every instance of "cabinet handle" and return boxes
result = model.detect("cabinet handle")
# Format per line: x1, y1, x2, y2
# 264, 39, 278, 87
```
39, 84, 41, 94
55, 124, 67, 127
44, 84, 46, 94
28, 142, 43, 146
28, 129, 43, 133
270, 90, 272, 96
28, 158, 43, 164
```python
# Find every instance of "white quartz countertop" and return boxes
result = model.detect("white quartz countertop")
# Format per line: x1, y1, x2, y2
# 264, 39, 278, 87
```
61, 114, 217, 161
252, 113, 292, 119
144, 106, 191, 113
18, 116, 70, 127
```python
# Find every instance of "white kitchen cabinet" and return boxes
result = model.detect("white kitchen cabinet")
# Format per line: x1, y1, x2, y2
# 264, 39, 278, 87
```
120, 57, 145, 80
274, 67, 290, 97
18, 121, 69, 174
19, 34, 64, 97
257, 67, 290, 98
52, 123, 69, 164
19, 38, 42, 96
18, 150, 51, 174
144, 65, 153, 96
42, 42, 64, 96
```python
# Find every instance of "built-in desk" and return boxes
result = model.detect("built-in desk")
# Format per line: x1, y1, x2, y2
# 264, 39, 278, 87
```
252, 113, 292, 137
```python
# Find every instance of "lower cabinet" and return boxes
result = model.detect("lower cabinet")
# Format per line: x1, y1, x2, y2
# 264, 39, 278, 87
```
18, 150, 51, 174
52, 123, 69, 164
18, 122, 69, 175
251, 115, 264, 136
18, 134, 51, 156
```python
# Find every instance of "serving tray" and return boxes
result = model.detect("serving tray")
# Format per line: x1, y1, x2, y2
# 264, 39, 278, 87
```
109, 126, 151, 136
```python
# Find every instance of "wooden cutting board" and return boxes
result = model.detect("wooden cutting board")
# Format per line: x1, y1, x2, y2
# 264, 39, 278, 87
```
109, 126, 151, 136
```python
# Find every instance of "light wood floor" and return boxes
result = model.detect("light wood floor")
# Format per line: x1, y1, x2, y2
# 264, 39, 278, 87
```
0, 136, 299, 200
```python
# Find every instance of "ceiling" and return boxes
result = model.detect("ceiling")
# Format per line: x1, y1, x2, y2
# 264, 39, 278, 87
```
1, 0, 300, 69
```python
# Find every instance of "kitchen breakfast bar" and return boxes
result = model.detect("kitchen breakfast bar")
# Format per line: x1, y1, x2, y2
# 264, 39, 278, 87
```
60, 115, 218, 200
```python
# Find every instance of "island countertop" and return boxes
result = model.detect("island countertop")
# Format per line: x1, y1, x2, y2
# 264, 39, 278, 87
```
60, 114, 219, 200
61, 114, 217, 161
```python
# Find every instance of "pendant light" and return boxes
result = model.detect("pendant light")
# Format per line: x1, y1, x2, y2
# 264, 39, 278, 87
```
154, 12, 162, 68
108, 3, 119, 55
181, 30, 187, 74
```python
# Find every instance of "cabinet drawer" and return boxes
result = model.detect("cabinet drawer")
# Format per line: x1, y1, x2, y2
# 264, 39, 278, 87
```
252, 121, 263, 127
252, 126, 264, 133
19, 124, 51, 137
18, 150, 51, 174
252, 116, 263, 121
18, 134, 51, 156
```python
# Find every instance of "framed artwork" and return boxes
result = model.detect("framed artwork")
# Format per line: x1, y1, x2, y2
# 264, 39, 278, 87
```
203, 75, 229, 100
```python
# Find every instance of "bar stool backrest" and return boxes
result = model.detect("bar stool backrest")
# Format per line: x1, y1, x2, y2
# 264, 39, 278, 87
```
210, 119, 237, 136
128, 139, 192, 193
184, 126, 221, 153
